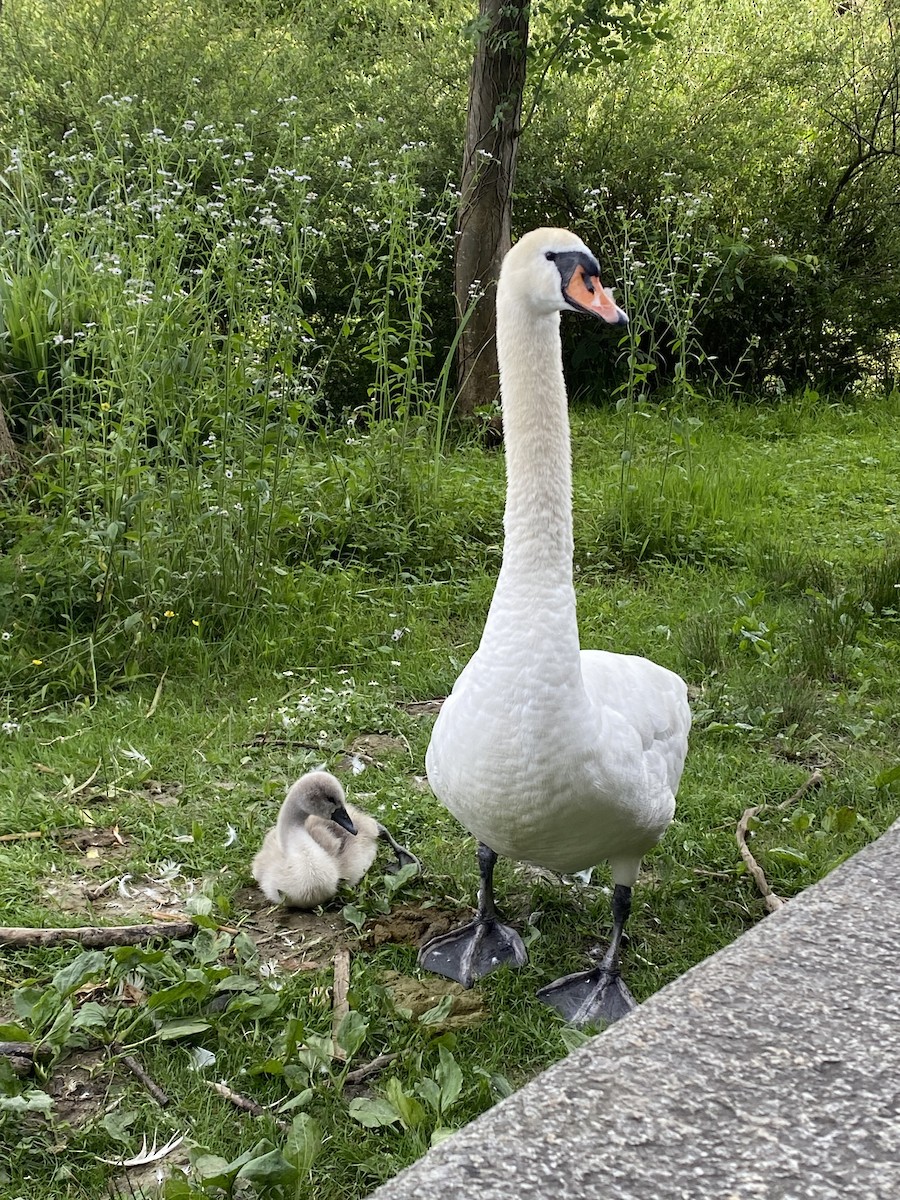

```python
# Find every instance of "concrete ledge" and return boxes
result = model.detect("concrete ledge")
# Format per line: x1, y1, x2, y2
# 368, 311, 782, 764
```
369, 819, 900, 1199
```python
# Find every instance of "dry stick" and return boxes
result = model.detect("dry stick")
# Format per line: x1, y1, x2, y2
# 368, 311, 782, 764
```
331, 948, 351, 1062
736, 770, 825, 914
207, 1081, 290, 1132
116, 1049, 170, 1108
0, 920, 196, 949
0, 831, 43, 843
0, 1041, 52, 1061
344, 1052, 400, 1085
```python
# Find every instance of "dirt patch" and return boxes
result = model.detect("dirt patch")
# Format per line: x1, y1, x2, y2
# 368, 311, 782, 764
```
142, 779, 185, 807
232, 886, 352, 970
42, 870, 201, 923
381, 970, 487, 1029
45, 1046, 120, 1128
234, 891, 464, 974
365, 905, 462, 949
399, 699, 445, 717
60, 826, 131, 872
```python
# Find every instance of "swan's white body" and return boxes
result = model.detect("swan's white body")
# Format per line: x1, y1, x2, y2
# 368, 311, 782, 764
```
426, 228, 690, 889
252, 771, 380, 908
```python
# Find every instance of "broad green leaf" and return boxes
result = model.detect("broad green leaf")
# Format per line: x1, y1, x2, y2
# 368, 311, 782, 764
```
768, 846, 810, 866
154, 1019, 212, 1041
71, 1001, 111, 1035
42, 998, 75, 1052
233, 931, 259, 965
277, 1087, 314, 1114
431, 1127, 456, 1147
335, 1010, 368, 1059
101, 1108, 137, 1145
342, 903, 366, 932
874, 764, 900, 789
247, 1058, 285, 1077
236, 1149, 298, 1184
418, 993, 454, 1027
385, 1076, 426, 1129
285, 1113, 322, 1173
830, 805, 857, 833
435, 1045, 463, 1113
348, 1097, 401, 1128
147, 978, 211, 1010
227, 990, 281, 1019
52, 950, 106, 998
382, 862, 419, 895
0, 1089, 54, 1115
215, 974, 260, 993
415, 1077, 442, 1113
0, 1023, 30, 1042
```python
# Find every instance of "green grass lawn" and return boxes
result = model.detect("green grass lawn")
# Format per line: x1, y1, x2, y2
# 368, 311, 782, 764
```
2, 395, 899, 1198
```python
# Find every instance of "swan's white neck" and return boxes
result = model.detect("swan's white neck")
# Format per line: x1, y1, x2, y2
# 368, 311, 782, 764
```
479, 299, 581, 668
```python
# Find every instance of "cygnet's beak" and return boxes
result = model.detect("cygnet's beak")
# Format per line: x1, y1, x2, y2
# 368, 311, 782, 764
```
331, 807, 358, 835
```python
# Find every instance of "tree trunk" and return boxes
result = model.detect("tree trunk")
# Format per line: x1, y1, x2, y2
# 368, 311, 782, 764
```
453, 0, 529, 420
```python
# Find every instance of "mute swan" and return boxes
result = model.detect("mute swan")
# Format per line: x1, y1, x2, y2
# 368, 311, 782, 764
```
419, 228, 691, 1026
252, 770, 417, 908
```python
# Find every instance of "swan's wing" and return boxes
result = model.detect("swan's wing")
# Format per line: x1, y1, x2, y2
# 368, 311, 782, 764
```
580, 649, 691, 800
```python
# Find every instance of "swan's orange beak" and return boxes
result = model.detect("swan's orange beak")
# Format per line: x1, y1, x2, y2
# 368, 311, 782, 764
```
564, 264, 628, 325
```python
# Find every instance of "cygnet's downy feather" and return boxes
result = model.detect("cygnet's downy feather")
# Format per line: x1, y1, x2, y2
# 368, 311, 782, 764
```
252, 770, 417, 908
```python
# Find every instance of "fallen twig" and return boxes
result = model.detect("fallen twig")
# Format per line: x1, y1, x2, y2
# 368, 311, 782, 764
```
736, 770, 825, 913
344, 1052, 400, 1084
0, 1041, 52, 1061
331, 948, 351, 1061
116, 1048, 170, 1107
0, 920, 195, 949
0, 831, 43, 843
207, 1080, 289, 1131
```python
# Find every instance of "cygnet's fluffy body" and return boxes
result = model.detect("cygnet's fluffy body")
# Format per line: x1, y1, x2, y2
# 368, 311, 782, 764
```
252, 770, 417, 908
252, 771, 380, 908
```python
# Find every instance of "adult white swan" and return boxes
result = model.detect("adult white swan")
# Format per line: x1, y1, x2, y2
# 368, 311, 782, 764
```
419, 228, 691, 1025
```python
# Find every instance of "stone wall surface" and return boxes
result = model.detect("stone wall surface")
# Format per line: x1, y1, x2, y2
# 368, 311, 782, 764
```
368, 819, 900, 1199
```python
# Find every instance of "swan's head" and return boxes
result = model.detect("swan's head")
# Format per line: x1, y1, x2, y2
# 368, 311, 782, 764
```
500, 227, 627, 324
283, 770, 357, 835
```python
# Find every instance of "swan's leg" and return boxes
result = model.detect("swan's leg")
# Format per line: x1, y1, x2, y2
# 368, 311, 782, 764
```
418, 843, 527, 988
536, 884, 637, 1026
376, 823, 420, 873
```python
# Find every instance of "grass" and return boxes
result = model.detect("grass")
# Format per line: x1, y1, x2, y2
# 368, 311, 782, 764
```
2, 392, 900, 1197
1, 65, 900, 1200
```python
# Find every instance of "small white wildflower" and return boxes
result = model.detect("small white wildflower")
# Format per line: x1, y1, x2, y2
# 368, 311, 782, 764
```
2, 721, 21, 735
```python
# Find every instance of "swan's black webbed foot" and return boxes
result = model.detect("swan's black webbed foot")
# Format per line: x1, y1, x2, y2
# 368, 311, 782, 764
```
537, 964, 636, 1026
377, 824, 420, 874
419, 917, 527, 989
537, 882, 637, 1026
418, 842, 527, 988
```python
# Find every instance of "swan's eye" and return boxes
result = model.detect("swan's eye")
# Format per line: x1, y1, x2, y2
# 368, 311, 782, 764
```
545, 251, 556, 261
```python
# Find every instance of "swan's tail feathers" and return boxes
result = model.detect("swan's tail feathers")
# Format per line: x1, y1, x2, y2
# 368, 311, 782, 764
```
418, 918, 527, 990
537, 964, 636, 1027
376, 823, 420, 874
